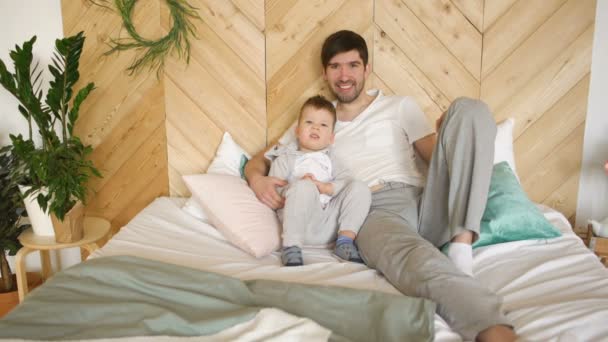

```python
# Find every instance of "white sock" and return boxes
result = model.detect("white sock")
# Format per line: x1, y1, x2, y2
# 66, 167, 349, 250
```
447, 242, 473, 276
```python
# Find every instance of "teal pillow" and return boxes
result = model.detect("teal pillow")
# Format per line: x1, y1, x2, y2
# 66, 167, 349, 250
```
472, 161, 562, 248
239, 155, 248, 180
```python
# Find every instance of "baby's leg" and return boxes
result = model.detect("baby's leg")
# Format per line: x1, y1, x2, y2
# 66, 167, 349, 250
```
325, 181, 372, 262
281, 180, 323, 266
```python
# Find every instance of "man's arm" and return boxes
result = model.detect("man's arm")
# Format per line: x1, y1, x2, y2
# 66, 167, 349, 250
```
244, 148, 287, 209
413, 110, 447, 164
413, 133, 436, 165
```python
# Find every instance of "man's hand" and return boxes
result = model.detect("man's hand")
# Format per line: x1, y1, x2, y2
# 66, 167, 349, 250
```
249, 175, 286, 209
301, 174, 334, 195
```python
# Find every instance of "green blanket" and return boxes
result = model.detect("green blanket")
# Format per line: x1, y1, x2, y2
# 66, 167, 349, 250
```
0, 256, 434, 341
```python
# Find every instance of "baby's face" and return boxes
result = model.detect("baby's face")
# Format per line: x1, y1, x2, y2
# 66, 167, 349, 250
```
296, 107, 335, 152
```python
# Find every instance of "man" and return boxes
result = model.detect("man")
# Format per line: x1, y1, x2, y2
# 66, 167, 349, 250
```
245, 30, 516, 341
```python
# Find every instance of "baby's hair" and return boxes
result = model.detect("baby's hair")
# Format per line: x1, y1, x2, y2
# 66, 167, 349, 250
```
299, 95, 337, 129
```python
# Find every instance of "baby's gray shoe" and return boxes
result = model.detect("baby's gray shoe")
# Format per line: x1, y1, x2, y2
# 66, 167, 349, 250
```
333, 243, 364, 263
282, 246, 303, 266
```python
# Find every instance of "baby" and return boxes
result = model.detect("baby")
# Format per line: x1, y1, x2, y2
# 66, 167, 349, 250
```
266, 95, 371, 266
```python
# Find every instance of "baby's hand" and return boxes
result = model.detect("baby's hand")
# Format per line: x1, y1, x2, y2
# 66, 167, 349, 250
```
301, 174, 333, 195
301, 173, 317, 181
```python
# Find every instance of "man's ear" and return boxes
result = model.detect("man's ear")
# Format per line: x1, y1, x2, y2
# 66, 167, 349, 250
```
364, 63, 371, 79
322, 67, 328, 81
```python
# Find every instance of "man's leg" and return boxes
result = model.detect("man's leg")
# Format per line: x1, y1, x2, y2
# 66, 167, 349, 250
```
356, 185, 510, 340
419, 97, 496, 250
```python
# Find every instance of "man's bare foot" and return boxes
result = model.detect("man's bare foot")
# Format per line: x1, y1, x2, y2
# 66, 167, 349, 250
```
476, 325, 517, 342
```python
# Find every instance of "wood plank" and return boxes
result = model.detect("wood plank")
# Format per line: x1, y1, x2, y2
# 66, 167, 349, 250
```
265, 0, 298, 27
450, 0, 483, 32
481, 0, 595, 112
266, 0, 346, 78
482, 0, 567, 79
402, 0, 482, 80
232, 0, 264, 32
87, 123, 168, 218
373, 27, 448, 121
187, 19, 266, 123
370, 73, 395, 96
61, 0, 95, 35
108, 167, 169, 235
267, 0, 373, 127
165, 78, 223, 164
542, 170, 581, 219
483, 0, 517, 31
522, 123, 585, 204
514, 74, 589, 179
491, 25, 594, 138
86, 81, 165, 192
165, 56, 265, 155
75, 67, 155, 147
197, 0, 265, 80
375, 0, 479, 102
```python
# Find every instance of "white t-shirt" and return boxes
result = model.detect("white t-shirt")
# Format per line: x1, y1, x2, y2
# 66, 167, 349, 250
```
277, 90, 433, 188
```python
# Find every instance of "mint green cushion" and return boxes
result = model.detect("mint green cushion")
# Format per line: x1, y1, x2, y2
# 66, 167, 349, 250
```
472, 161, 561, 248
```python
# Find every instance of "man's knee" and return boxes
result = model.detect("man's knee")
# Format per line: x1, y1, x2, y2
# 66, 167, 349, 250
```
448, 97, 494, 129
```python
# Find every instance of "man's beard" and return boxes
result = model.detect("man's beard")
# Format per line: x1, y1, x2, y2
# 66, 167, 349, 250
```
332, 80, 365, 104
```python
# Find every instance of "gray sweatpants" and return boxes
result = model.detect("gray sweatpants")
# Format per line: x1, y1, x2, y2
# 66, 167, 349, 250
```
355, 97, 511, 340
279, 180, 371, 247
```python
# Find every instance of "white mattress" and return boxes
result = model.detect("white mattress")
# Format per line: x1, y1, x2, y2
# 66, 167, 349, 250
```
91, 197, 608, 342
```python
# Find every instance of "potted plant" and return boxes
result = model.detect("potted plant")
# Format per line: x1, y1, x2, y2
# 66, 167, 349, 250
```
0, 145, 41, 316
0, 32, 101, 243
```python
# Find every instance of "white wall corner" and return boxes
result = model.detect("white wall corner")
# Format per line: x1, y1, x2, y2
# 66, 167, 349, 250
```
576, 0, 608, 227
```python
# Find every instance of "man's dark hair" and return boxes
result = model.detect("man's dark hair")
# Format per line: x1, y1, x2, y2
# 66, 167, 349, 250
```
321, 30, 369, 68
299, 95, 337, 129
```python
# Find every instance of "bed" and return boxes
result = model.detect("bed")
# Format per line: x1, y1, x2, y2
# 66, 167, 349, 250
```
1, 195, 607, 342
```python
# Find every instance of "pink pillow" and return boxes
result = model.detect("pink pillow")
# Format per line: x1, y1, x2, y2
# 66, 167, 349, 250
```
182, 174, 281, 258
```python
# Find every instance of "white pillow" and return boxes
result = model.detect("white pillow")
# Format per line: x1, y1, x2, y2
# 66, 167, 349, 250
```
181, 197, 209, 222
206, 131, 251, 178
494, 118, 519, 180
182, 132, 250, 222
183, 174, 281, 258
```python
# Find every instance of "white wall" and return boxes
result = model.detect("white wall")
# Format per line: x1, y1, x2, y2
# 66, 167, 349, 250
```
576, 0, 608, 228
0, 0, 81, 273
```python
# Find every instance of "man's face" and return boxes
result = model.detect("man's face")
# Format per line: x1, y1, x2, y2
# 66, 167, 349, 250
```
296, 107, 335, 152
323, 50, 370, 104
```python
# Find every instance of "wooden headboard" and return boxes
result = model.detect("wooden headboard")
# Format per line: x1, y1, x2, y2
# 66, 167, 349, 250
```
61, 0, 595, 233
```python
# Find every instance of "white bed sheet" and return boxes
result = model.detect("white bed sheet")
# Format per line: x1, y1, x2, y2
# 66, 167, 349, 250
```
91, 197, 608, 342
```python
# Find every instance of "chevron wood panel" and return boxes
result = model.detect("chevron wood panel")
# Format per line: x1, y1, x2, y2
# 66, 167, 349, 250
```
483, 0, 518, 31
451, 0, 483, 32
164, 0, 266, 195
60, 0, 597, 230
481, 0, 596, 223
61, 0, 169, 235
375, 0, 480, 108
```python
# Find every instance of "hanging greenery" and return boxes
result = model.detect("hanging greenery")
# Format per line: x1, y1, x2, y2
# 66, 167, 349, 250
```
89, 0, 201, 76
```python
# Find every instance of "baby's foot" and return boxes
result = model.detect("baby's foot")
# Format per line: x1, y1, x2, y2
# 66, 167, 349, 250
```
333, 237, 364, 263
282, 246, 303, 266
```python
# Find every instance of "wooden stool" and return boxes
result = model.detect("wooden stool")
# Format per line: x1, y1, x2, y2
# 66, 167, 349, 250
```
15, 217, 111, 302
